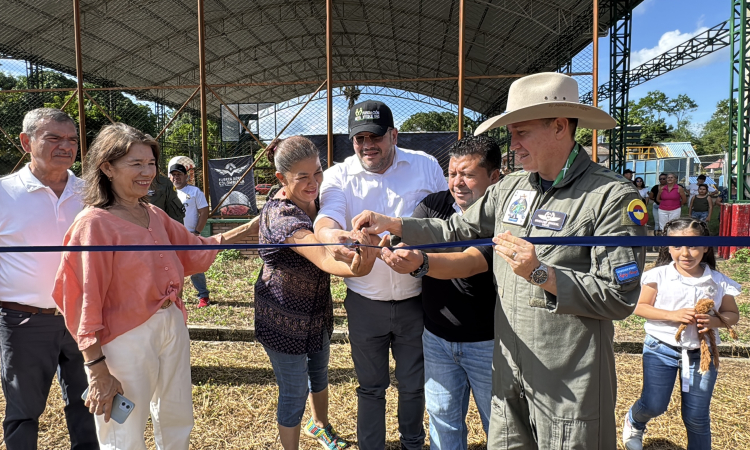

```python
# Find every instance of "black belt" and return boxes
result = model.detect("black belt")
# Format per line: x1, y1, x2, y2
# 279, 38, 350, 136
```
0, 301, 61, 315
653, 337, 700, 353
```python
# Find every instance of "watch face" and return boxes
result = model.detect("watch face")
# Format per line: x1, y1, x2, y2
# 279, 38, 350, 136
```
532, 267, 548, 284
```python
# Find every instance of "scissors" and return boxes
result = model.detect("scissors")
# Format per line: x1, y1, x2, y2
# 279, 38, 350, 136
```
343, 228, 368, 254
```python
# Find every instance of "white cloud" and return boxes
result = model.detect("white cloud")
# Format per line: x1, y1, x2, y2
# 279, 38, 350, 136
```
631, 27, 710, 68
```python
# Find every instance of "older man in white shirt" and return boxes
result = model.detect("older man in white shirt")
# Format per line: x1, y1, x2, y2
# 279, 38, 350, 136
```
314, 100, 447, 450
0, 108, 97, 449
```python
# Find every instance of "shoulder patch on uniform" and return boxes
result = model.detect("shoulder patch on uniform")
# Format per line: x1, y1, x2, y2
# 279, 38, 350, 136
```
621, 199, 648, 226
614, 262, 640, 284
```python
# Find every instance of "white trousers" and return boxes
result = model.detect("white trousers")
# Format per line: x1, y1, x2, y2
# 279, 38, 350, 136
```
90, 305, 193, 450
658, 208, 681, 230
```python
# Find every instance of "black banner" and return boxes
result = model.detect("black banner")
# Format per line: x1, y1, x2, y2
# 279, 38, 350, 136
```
207, 155, 259, 216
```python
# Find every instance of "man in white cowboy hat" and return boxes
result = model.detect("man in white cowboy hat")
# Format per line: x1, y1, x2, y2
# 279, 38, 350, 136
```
352, 72, 647, 449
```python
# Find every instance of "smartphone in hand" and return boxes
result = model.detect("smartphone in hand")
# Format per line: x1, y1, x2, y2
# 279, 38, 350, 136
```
81, 387, 135, 424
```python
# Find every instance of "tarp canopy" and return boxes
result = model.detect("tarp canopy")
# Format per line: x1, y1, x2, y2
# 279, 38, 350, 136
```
0, 0, 640, 116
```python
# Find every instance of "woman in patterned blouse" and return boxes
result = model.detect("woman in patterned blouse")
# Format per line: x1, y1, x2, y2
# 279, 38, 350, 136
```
256, 136, 377, 449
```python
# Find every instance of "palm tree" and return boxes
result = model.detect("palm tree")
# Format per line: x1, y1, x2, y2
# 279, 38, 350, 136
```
343, 86, 362, 110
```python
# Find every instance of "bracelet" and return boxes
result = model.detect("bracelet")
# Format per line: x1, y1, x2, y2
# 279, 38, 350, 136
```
83, 355, 107, 367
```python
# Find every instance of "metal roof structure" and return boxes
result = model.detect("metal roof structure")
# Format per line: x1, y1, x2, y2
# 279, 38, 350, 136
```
0, 0, 640, 117
655, 142, 700, 163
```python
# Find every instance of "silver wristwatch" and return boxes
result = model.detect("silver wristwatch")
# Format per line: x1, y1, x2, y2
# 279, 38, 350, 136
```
529, 263, 549, 285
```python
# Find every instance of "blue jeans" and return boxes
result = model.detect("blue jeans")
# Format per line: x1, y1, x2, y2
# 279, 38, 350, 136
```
190, 272, 209, 299
264, 333, 330, 427
692, 211, 709, 222
422, 328, 493, 450
652, 203, 660, 230
627, 334, 717, 449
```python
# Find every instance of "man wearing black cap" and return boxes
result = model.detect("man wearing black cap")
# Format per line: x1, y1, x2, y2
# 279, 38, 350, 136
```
169, 162, 212, 308
314, 100, 448, 449
623, 169, 634, 181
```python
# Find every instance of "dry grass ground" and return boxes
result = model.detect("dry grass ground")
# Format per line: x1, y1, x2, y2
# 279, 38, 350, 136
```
5, 342, 749, 449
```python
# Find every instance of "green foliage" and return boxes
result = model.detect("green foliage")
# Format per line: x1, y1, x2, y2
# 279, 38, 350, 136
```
698, 98, 735, 155
161, 112, 227, 170
626, 90, 700, 147
575, 127, 593, 146
248, 257, 264, 283
738, 301, 750, 318
215, 249, 244, 263
343, 86, 361, 110
71, 161, 82, 177
400, 111, 478, 135
732, 248, 750, 264
0, 70, 160, 173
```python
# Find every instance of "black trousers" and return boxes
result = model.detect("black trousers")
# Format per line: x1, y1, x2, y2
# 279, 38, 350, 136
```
0, 308, 98, 450
344, 290, 425, 450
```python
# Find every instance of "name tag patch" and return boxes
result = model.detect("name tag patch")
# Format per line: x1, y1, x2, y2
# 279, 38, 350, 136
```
531, 209, 567, 230
614, 262, 640, 284
503, 190, 537, 226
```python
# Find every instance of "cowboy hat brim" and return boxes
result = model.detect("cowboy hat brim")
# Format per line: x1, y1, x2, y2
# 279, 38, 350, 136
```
474, 101, 617, 136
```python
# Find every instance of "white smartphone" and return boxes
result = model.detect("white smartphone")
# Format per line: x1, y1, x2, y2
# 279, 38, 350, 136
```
81, 387, 135, 424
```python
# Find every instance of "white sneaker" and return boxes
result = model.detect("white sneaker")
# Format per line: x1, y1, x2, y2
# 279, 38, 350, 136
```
622, 416, 644, 450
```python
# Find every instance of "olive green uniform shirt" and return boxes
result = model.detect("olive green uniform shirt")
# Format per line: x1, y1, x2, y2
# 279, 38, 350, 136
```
401, 147, 646, 449
147, 174, 185, 224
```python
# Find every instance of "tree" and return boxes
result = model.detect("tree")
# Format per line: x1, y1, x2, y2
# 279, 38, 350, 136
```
632, 91, 671, 121
627, 91, 680, 145
400, 111, 478, 134
699, 98, 736, 155
0, 70, 159, 174
343, 86, 361, 110
668, 94, 699, 126
575, 127, 593, 146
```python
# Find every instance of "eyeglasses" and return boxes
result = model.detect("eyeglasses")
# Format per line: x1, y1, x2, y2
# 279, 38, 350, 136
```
659, 177, 667, 181
352, 129, 391, 146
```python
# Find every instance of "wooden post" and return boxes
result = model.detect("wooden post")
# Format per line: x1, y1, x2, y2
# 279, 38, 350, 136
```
458, 0, 466, 139
592, 0, 599, 163
197, 0, 210, 205
326, 0, 334, 167
73, 0, 87, 160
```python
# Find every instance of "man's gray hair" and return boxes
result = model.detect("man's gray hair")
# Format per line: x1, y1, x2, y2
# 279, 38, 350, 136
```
22, 108, 76, 139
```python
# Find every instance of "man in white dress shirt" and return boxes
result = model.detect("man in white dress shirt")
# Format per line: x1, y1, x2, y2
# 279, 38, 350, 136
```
314, 100, 448, 450
0, 108, 97, 449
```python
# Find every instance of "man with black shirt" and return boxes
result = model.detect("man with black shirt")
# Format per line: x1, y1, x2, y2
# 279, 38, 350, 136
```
379, 135, 501, 448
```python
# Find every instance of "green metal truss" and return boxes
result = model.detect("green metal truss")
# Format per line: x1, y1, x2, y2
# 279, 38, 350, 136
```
729, 0, 750, 202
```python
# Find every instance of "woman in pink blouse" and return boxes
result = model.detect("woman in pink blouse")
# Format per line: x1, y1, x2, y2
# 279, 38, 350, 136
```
53, 123, 253, 449
656, 173, 686, 230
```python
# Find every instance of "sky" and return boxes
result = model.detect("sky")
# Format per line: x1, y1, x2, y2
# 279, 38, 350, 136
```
602, 0, 732, 128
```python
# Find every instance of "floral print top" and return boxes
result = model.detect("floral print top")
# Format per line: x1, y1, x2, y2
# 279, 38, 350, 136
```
254, 199, 333, 355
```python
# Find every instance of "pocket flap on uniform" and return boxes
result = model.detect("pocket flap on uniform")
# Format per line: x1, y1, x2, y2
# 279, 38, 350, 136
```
550, 417, 600, 450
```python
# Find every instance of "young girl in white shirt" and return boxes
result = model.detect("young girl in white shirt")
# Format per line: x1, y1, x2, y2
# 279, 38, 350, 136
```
622, 217, 741, 450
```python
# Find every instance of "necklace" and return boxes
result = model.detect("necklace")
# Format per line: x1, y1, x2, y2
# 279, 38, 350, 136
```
111, 203, 150, 228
